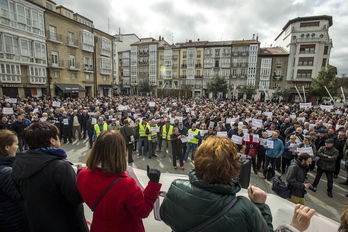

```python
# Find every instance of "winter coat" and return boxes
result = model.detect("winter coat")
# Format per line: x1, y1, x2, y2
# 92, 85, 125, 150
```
265, 138, 284, 158
316, 146, 339, 172
0, 155, 29, 232
286, 158, 307, 198
11, 150, 88, 232
160, 170, 273, 232
77, 168, 162, 232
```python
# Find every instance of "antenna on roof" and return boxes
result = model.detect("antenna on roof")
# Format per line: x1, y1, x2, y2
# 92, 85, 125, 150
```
108, 18, 110, 34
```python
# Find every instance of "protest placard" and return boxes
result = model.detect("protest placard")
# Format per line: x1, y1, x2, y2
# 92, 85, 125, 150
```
232, 135, 243, 145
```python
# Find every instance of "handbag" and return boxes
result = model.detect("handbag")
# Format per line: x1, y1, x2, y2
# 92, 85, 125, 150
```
91, 176, 124, 212
185, 197, 239, 232
271, 175, 291, 199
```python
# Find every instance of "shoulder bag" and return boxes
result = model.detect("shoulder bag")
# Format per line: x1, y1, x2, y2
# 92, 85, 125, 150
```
91, 176, 124, 212
185, 196, 239, 232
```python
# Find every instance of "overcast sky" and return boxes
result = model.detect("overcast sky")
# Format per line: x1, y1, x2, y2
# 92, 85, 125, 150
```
56, 0, 348, 76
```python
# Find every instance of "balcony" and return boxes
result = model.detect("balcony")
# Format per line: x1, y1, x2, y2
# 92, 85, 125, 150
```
231, 74, 237, 78
232, 52, 239, 56
195, 75, 203, 79
84, 64, 94, 73
273, 76, 283, 81
240, 75, 246, 78
204, 53, 212, 57
298, 61, 314, 66
29, 76, 47, 84
240, 62, 248, 67
49, 59, 64, 69
232, 63, 239, 67
181, 64, 187, 68
47, 32, 63, 44
194, 85, 202, 89
173, 55, 178, 60
195, 63, 202, 68
172, 64, 178, 68
241, 52, 248, 56
0, 74, 21, 83
222, 53, 231, 57
68, 62, 80, 71
172, 74, 177, 79
180, 75, 187, 78
67, 38, 79, 48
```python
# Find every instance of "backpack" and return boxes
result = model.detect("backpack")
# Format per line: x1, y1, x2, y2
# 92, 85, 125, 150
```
271, 176, 291, 199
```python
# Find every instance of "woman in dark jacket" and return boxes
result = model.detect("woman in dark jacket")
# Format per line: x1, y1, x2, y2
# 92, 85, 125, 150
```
0, 130, 29, 232
11, 122, 88, 232
160, 136, 273, 232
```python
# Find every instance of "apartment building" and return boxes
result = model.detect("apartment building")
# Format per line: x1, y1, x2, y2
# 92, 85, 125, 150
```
0, 0, 47, 98
130, 36, 169, 96
274, 15, 333, 101
257, 47, 289, 101
115, 34, 140, 95
29, 0, 116, 98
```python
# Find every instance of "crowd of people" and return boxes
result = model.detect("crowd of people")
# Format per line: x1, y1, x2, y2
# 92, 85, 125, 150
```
1, 94, 348, 231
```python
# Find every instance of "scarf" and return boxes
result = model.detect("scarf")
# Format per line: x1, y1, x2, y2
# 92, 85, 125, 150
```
37, 147, 67, 159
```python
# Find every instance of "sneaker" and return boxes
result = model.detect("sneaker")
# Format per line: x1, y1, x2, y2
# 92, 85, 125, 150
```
180, 166, 185, 170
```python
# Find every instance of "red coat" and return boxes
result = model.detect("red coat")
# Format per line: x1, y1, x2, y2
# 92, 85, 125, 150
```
77, 168, 162, 232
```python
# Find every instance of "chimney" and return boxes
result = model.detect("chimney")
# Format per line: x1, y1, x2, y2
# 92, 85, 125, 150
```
252, 34, 255, 40
162, 36, 164, 40
189, 40, 192, 43
197, 38, 200, 41
256, 35, 259, 41
159, 35, 161, 40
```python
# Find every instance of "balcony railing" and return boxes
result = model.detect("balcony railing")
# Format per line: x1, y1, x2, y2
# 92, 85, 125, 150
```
181, 64, 187, 68
67, 38, 79, 47
84, 64, 94, 72
195, 63, 202, 68
298, 62, 314, 66
49, 59, 64, 69
195, 75, 203, 78
68, 62, 80, 70
180, 75, 187, 78
47, 32, 63, 43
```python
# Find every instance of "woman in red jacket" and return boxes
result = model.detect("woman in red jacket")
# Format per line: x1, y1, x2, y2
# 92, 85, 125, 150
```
77, 130, 162, 232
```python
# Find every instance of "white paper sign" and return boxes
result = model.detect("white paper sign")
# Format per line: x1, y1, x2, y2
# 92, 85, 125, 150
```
209, 121, 215, 128
297, 117, 306, 122
266, 130, 274, 137
260, 138, 267, 146
33, 108, 39, 113
181, 136, 190, 143
320, 105, 334, 111
118, 105, 125, 111
263, 112, 273, 118
188, 131, 194, 140
151, 127, 160, 133
2, 107, 13, 114
252, 119, 263, 128
63, 118, 69, 125
92, 118, 97, 124
88, 112, 94, 116
200, 130, 208, 136
191, 111, 195, 116
232, 135, 243, 145
242, 129, 248, 134
290, 114, 296, 119
217, 132, 227, 137
267, 140, 274, 149
9, 98, 17, 103
149, 102, 155, 107
186, 108, 190, 113
253, 134, 260, 143
243, 133, 250, 142
52, 101, 61, 107
226, 118, 235, 124
297, 147, 314, 156
176, 116, 183, 123
299, 103, 312, 108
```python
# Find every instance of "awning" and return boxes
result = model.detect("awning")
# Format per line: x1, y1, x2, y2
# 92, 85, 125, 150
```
55, 84, 86, 93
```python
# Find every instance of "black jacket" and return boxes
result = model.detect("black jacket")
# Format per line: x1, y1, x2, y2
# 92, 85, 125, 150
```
286, 158, 307, 198
0, 156, 29, 232
11, 150, 88, 232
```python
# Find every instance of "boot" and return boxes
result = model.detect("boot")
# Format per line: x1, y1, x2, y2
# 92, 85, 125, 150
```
327, 191, 333, 198
339, 180, 348, 185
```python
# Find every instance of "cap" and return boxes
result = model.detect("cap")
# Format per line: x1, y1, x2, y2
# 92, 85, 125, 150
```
317, 130, 327, 134
304, 135, 312, 141
325, 138, 334, 143
232, 123, 238, 126
309, 132, 318, 136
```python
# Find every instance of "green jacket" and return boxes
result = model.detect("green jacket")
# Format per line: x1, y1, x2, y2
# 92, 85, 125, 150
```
343, 139, 348, 161
160, 170, 273, 232
317, 146, 339, 172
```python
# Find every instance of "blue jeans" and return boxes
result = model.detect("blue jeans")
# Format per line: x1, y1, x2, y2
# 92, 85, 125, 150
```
263, 156, 278, 176
184, 144, 197, 162
138, 137, 148, 155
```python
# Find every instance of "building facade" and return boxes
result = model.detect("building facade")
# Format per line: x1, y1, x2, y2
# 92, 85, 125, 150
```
0, 0, 47, 98
274, 15, 333, 102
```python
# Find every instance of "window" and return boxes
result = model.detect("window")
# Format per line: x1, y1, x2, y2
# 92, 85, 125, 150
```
215, 49, 220, 57
297, 70, 312, 78
68, 32, 74, 45
69, 55, 76, 68
0, 0, 10, 18
53, 71, 59, 78
45, 2, 53, 10
81, 30, 94, 52
49, 25, 57, 40
197, 50, 201, 58
183, 51, 187, 58
51, 51, 58, 66
300, 21, 320, 27
0, 63, 21, 83
322, 58, 327, 67
324, 46, 328, 55
276, 60, 282, 68
4, 35, 13, 53
86, 74, 90, 80
101, 37, 111, 56
84, 57, 93, 71
298, 57, 314, 66
28, 66, 46, 84
71, 73, 76, 79
65, 11, 71, 18
34, 42, 41, 58
299, 44, 315, 54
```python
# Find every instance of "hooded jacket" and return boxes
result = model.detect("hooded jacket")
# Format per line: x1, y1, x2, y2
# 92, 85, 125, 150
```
0, 155, 29, 232
286, 158, 308, 198
160, 170, 273, 232
11, 150, 88, 232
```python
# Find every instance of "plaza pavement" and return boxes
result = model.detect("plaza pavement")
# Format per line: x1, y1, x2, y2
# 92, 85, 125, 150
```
63, 138, 348, 224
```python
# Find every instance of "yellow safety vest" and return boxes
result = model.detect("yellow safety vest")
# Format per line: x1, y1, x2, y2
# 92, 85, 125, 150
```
162, 125, 173, 140
94, 123, 108, 137
139, 123, 149, 137
148, 125, 158, 141
188, 129, 200, 144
